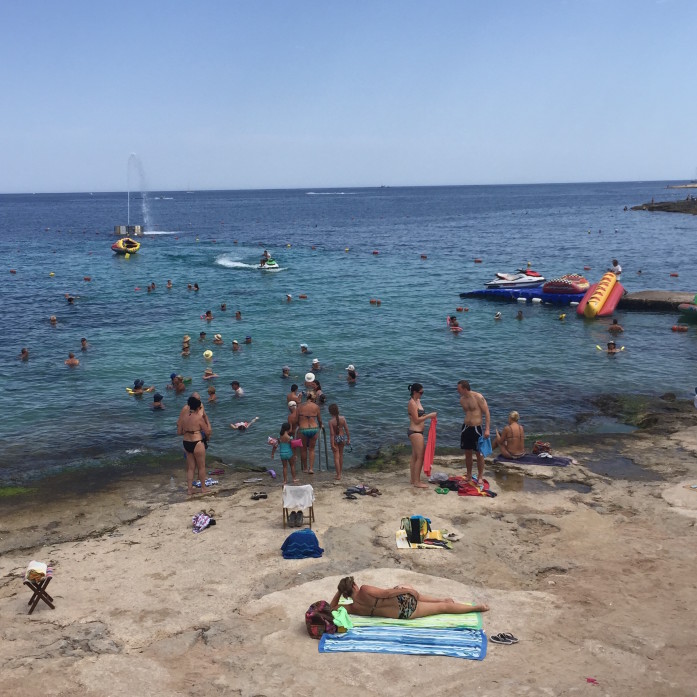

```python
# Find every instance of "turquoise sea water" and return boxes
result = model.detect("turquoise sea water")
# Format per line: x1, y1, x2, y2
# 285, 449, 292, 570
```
3, 183, 697, 486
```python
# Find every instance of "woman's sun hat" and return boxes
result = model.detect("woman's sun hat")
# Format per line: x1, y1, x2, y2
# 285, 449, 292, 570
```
214, 334, 222, 340
346, 364, 355, 371
183, 335, 191, 342
232, 339, 239, 344
203, 350, 213, 359
312, 358, 319, 364
305, 372, 315, 382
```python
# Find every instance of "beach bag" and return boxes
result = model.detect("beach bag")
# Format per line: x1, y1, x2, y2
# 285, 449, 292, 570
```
532, 440, 552, 455
477, 435, 493, 456
305, 600, 337, 639
401, 515, 431, 544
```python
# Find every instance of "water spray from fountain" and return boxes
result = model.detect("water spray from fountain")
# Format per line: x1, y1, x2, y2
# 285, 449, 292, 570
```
127, 153, 152, 231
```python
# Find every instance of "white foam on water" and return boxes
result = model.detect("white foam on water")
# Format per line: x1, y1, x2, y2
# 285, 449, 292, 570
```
126, 448, 144, 454
142, 230, 182, 236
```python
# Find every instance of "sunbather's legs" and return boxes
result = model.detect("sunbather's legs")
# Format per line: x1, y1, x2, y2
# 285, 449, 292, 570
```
411, 601, 489, 618
193, 442, 208, 493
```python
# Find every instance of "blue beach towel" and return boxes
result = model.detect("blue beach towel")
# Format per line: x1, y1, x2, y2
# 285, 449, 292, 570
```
281, 528, 324, 559
319, 626, 487, 660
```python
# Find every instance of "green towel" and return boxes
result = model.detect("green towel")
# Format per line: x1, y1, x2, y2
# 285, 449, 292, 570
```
351, 611, 482, 630
331, 606, 354, 630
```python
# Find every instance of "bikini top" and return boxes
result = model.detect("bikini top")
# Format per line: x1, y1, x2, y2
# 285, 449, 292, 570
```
417, 409, 425, 417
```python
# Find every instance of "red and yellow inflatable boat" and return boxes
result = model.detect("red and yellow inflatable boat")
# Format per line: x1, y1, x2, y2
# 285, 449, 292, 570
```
112, 238, 140, 255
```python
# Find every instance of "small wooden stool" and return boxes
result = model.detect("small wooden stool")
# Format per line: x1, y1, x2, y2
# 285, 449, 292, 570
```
24, 567, 54, 615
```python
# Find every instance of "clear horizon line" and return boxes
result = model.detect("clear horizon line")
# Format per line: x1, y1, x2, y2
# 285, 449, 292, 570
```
0, 177, 690, 196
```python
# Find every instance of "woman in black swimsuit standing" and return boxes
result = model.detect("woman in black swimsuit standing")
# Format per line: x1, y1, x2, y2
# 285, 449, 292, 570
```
177, 394, 212, 495
407, 383, 437, 488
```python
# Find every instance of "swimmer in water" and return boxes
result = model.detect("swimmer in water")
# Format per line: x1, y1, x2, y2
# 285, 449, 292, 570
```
152, 393, 165, 410
235, 310, 242, 320
281, 365, 291, 379
606, 341, 620, 355
203, 367, 219, 380
608, 319, 624, 333
516, 310, 524, 320
80, 337, 89, 351
19, 347, 29, 361
213, 334, 224, 345
207, 385, 217, 403
230, 416, 260, 431
50, 315, 57, 325
166, 280, 172, 289
65, 352, 79, 366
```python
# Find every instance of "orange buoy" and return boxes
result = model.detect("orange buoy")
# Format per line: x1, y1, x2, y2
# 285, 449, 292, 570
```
298, 294, 308, 299
376, 299, 382, 306
456, 307, 464, 312
420, 254, 428, 260
83, 276, 91, 281
10, 269, 17, 274
372, 250, 379, 255
583, 266, 591, 271
670, 273, 679, 277
672, 325, 688, 332
474, 258, 483, 263
369, 298, 377, 304
134, 287, 140, 291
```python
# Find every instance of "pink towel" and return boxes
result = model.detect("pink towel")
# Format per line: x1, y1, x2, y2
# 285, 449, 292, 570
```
424, 417, 437, 476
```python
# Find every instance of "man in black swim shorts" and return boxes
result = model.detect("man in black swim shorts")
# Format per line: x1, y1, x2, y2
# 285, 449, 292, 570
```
457, 380, 490, 483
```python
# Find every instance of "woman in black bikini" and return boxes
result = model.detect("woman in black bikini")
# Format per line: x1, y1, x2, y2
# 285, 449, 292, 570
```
330, 576, 488, 619
407, 383, 436, 488
176, 394, 212, 495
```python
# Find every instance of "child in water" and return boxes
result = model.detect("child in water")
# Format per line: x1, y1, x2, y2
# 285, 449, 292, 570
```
207, 385, 217, 403
270, 422, 298, 485
328, 403, 351, 481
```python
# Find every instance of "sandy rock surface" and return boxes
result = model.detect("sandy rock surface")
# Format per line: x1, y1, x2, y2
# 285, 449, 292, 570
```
2, 414, 697, 697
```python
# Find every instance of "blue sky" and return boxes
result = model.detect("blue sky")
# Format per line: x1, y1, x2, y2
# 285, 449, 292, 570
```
1, 1, 695, 192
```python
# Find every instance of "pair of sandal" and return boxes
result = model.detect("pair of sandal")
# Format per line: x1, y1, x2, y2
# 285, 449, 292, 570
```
435, 487, 450, 494
250, 491, 268, 500
288, 510, 304, 526
490, 633, 519, 645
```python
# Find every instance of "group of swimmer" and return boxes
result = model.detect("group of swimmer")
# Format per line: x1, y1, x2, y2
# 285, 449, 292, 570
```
408, 379, 526, 489
173, 357, 356, 493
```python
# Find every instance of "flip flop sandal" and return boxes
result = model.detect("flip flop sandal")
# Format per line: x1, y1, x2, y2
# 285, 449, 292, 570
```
501, 633, 519, 644
435, 487, 449, 494
490, 634, 513, 645
257, 492, 268, 499
208, 469, 225, 476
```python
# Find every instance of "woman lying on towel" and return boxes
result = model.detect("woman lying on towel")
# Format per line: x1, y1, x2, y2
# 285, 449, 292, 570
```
330, 576, 488, 620
492, 410, 526, 459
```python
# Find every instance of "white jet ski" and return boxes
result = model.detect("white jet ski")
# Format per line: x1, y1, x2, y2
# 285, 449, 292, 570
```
258, 258, 279, 270
485, 269, 545, 289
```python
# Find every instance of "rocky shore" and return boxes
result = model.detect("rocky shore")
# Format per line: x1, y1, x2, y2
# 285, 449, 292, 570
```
631, 199, 697, 215
1, 394, 696, 696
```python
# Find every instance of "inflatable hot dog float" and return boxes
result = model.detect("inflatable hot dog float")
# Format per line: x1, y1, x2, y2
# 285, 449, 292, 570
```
576, 272, 625, 318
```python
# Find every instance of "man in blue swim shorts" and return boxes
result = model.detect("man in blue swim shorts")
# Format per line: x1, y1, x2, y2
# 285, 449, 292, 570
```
457, 380, 490, 484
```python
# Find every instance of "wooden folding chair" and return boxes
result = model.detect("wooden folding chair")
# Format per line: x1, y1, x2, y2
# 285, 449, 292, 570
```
24, 567, 54, 615
282, 484, 315, 529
